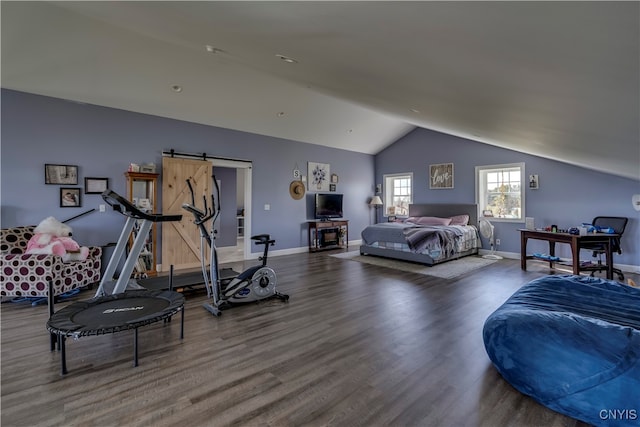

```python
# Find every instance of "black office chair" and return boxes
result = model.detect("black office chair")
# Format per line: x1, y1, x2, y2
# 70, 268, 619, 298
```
580, 216, 628, 281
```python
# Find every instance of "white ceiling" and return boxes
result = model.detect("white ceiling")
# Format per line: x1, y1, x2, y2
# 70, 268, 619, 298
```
2, 1, 638, 179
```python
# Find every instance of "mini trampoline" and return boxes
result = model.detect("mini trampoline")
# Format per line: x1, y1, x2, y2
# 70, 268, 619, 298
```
47, 287, 184, 375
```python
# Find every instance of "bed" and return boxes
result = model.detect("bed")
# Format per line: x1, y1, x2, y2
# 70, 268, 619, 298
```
359, 203, 480, 266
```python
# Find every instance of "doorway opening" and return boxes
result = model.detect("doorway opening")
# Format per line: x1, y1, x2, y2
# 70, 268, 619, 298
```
208, 158, 252, 263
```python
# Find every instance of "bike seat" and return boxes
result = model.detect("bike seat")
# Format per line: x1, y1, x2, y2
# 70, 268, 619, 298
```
251, 234, 274, 245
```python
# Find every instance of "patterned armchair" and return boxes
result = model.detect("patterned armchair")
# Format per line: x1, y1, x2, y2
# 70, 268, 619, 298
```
1, 225, 101, 299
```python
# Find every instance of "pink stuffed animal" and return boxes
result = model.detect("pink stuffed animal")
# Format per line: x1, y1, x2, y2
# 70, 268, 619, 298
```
25, 216, 89, 262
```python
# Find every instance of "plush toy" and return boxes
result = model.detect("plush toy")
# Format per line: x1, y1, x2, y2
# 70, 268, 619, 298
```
25, 216, 89, 262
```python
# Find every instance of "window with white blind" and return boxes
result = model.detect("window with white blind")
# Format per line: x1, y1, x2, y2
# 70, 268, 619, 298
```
476, 163, 525, 222
383, 173, 413, 217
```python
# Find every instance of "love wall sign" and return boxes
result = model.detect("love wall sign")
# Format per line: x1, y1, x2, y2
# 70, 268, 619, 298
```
429, 163, 454, 189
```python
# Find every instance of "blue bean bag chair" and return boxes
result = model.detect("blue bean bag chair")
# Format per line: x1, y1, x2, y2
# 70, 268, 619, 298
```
483, 275, 640, 426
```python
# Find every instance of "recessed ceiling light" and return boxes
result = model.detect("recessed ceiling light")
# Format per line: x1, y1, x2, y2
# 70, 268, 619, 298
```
410, 108, 420, 113
276, 54, 298, 64
205, 45, 223, 54
171, 85, 183, 93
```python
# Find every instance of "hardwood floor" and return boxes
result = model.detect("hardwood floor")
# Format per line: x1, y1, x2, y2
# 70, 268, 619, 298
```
2, 253, 637, 426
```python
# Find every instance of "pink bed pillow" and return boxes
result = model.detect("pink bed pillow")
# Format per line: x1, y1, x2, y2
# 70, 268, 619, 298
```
415, 216, 452, 226
449, 214, 470, 226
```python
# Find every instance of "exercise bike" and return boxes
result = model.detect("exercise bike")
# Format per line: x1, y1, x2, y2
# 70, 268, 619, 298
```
182, 177, 289, 316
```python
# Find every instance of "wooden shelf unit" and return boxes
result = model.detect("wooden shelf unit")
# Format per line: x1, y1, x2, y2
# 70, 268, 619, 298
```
308, 220, 349, 252
125, 172, 159, 278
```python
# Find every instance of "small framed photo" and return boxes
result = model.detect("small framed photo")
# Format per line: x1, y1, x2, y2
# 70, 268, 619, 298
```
60, 188, 81, 207
388, 215, 397, 222
329, 183, 336, 192
45, 164, 78, 185
84, 177, 109, 194
529, 174, 539, 189
482, 209, 494, 217
331, 173, 339, 183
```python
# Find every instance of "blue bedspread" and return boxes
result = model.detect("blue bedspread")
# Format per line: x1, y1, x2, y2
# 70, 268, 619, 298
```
483, 275, 640, 426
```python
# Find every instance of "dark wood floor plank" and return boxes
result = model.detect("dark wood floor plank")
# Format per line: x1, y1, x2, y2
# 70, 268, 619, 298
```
3, 253, 636, 426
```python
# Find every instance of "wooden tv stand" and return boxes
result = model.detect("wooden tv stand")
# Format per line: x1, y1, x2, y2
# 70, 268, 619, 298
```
308, 220, 349, 252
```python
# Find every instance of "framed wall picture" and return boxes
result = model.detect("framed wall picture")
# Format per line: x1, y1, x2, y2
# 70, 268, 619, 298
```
60, 188, 81, 207
529, 174, 539, 189
45, 164, 78, 185
308, 162, 330, 192
84, 177, 109, 194
429, 163, 454, 189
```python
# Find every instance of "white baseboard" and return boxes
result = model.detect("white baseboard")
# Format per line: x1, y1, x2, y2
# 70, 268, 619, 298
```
265, 239, 362, 260
479, 249, 640, 274
264, 246, 308, 259
619, 264, 640, 274
264, 245, 640, 275
478, 249, 519, 260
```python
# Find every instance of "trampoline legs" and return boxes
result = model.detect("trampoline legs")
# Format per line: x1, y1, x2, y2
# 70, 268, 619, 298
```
59, 335, 67, 375
48, 281, 57, 352
133, 328, 139, 367
49, 299, 184, 375
180, 307, 184, 340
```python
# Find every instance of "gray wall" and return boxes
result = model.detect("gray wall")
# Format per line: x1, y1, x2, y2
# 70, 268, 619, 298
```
214, 166, 238, 247
376, 128, 640, 267
1, 89, 374, 259
3, 89, 638, 269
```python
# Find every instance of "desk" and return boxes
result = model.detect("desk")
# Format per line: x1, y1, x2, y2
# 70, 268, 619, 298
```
520, 229, 619, 279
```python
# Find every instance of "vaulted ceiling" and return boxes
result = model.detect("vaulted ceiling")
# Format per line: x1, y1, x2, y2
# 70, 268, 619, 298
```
2, 1, 638, 179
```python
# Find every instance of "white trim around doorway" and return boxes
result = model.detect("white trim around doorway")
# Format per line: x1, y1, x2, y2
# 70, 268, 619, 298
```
209, 158, 252, 261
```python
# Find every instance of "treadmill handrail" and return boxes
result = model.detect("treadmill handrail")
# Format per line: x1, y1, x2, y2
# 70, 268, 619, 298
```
101, 189, 182, 222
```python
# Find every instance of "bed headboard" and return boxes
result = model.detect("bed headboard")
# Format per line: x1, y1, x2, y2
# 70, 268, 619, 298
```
408, 204, 478, 226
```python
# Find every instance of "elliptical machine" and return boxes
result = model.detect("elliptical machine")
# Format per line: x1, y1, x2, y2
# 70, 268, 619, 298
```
182, 176, 289, 316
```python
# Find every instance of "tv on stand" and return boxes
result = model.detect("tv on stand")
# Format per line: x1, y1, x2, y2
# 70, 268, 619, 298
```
315, 193, 343, 220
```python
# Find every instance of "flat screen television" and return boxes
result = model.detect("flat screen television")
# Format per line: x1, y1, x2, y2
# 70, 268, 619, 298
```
315, 193, 343, 220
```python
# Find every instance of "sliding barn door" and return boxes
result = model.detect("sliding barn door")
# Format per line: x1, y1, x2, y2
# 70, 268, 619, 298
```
161, 157, 213, 271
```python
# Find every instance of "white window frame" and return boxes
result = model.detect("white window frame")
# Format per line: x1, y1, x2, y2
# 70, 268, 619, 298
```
475, 163, 525, 223
383, 172, 413, 217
